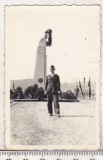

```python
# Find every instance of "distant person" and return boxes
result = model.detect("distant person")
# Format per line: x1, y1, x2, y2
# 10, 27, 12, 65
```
76, 86, 79, 100
45, 65, 61, 117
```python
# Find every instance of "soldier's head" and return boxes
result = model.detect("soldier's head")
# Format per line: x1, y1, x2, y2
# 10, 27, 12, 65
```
50, 65, 55, 74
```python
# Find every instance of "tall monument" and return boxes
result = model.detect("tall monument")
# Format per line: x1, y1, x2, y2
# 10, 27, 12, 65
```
34, 29, 52, 88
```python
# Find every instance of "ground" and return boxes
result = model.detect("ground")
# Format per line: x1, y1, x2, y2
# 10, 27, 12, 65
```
11, 100, 97, 147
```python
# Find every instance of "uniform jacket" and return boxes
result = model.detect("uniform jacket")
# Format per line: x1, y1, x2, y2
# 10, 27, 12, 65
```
45, 74, 60, 94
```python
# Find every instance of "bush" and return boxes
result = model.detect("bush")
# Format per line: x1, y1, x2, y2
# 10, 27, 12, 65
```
15, 87, 24, 99
37, 87, 45, 101
62, 90, 77, 99
24, 84, 38, 99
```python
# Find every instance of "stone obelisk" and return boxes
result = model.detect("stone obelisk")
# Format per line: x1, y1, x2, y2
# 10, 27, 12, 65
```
34, 37, 46, 88
34, 29, 52, 88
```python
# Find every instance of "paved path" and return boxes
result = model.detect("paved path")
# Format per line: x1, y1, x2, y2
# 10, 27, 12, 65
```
11, 100, 97, 147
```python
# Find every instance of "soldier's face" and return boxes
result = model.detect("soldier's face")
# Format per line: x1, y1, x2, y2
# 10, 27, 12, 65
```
50, 68, 54, 74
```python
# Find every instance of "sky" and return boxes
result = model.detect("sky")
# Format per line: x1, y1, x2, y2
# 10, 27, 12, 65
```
5, 6, 100, 83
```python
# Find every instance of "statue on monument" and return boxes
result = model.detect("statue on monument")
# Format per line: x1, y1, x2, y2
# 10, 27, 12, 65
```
45, 29, 52, 47
34, 29, 52, 88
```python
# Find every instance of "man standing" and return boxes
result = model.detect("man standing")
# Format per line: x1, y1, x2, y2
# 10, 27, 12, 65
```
45, 65, 61, 116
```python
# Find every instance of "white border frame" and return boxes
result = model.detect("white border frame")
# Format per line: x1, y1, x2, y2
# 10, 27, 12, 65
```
0, 0, 103, 150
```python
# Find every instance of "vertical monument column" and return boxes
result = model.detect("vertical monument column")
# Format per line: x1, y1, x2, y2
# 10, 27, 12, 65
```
34, 37, 46, 88
34, 29, 52, 89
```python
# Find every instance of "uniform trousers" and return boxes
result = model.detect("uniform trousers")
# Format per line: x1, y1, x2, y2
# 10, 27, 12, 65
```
47, 92, 60, 115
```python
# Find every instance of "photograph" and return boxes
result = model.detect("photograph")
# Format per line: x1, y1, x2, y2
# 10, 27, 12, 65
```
5, 5, 100, 150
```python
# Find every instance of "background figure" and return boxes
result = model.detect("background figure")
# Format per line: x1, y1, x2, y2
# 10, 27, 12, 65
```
45, 65, 61, 116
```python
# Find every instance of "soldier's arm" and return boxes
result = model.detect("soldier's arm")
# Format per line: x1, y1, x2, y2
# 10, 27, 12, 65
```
58, 75, 61, 91
45, 76, 48, 91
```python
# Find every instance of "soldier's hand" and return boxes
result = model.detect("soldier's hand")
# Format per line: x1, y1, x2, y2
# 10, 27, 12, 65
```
58, 91, 61, 94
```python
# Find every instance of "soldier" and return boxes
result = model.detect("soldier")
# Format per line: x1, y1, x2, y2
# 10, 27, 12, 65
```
45, 65, 61, 116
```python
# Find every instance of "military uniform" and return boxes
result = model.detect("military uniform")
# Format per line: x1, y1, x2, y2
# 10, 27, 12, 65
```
45, 74, 60, 115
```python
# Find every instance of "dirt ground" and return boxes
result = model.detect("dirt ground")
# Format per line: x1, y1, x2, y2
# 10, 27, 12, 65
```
11, 100, 97, 146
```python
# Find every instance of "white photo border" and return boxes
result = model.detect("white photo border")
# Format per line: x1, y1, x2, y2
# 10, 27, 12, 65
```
0, 0, 103, 150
